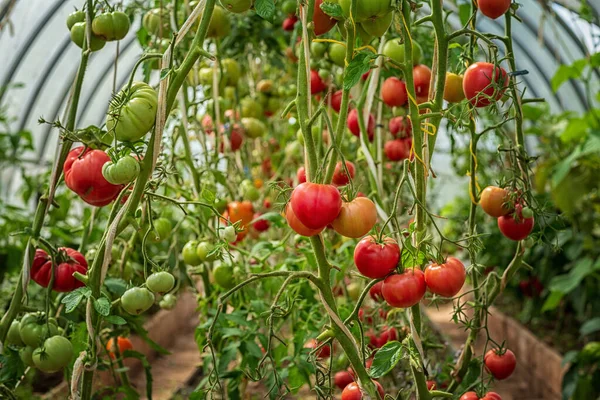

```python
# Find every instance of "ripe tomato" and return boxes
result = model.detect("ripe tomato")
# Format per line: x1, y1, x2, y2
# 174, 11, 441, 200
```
64, 147, 123, 207
297, 167, 307, 184
463, 62, 508, 107
330, 90, 346, 113
219, 125, 244, 152
482, 393, 502, 400
92, 11, 130, 41
106, 336, 133, 359
146, 271, 175, 294
334, 371, 355, 390
347, 109, 375, 142
384, 138, 411, 161
285, 204, 324, 236
460, 392, 480, 400
478, 0, 511, 19
389, 116, 412, 138
354, 236, 400, 279
480, 186, 511, 217
227, 200, 254, 229
497, 205, 534, 241
382, 77, 408, 107
290, 183, 342, 229
424, 257, 466, 297
70, 22, 106, 51
102, 155, 140, 185
121, 287, 155, 315
443, 73, 466, 103
304, 338, 331, 359
382, 269, 426, 308
311, 70, 327, 94
31, 248, 87, 293
252, 213, 270, 232
379, 326, 397, 346
19, 313, 59, 348
332, 161, 356, 186
484, 348, 516, 380
413, 64, 432, 97
313, 0, 337, 36
341, 381, 385, 400
331, 197, 377, 238
33, 336, 74, 373
426, 380, 436, 390
106, 82, 158, 142
369, 281, 384, 302
282, 15, 298, 31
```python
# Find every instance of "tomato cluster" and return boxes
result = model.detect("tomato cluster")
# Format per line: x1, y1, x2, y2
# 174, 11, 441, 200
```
479, 186, 535, 241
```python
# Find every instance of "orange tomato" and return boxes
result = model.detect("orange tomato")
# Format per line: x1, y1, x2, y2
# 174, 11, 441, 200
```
331, 197, 377, 238
443, 73, 466, 103
480, 186, 511, 217
227, 201, 254, 229
106, 336, 133, 359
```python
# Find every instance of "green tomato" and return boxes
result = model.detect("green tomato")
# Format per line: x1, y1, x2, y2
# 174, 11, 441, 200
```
70, 22, 106, 51
32, 336, 73, 373
19, 313, 59, 348
221, 226, 237, 243
196, 241, 217, 262
245, 187, 260, 202
284, 141, 303, 159
282, 0, 297, 15
214, 198, 228, 214
66, 10, 85, 30
143, 8, 171, 37
159, 293, 177, 310
146, 271, 175, 294
106, 82, 158, 142
222, 58, 241, 86
182, 240, 202, 266
92, 11, 130, 41
151, 218, 172, 242
241, 98, 264, 119
213, 264, 236, 289
6, 320, 24, 347
20, 346, 35, 367
347, 282, 362, 301
206, 6, 231, 38
220, 0, 252, 13
339, 0, 392, 22
198, 67, 214, 86
383, 38, 422, 66
311, 42, 328, 58
102, 155, 140, 185
223, 86, 237, 100
121, 287, 155, 315
241, 117, 266, 138
361, 11, 393, 37
328, 43, 346, 67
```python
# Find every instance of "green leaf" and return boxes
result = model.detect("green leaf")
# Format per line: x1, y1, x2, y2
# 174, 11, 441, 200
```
201, 188, 216, 203
551, 58, 588, 92
105, 315, 127, 325
580, 317, 600, 337
94, 296, 111, 316
320, 2, 343, 19
455, 358, 482, 394
288, 365, 308, 390
61, 287, 92, 313
124, 350, 152, 399
549, 258, 594, 294
343, 52, 377, 90
369, 341, 403, 378
542, 290, 564, 312
254, 0, 275, 22
0, 348, 25, 387
458, 2, 473, 27
104, 277, 127, 297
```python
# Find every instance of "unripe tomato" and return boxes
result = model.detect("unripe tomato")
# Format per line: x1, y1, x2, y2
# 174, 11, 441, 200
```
70, 22, 106, 51
143, 8, 170, 37
106, 336, 134, 359
382, 77, 408, 107
389, 116, 412, 138
341, 381, 385, 400
332, 161, 355, 186
311, 41, 328, 58
19, 313, 59, 348
361, 11, 393, 37
221, 58, 241, 86
220, 0, 252, 13
146, 271, 175, 294
334, 370, 355, 389
369, 281, 384, 302
67, 10, 85, 30
477, 0, 511, 19
413, 64, 432, 97
6, 320, 24, 346
443, 73, 466, 103
484, 348, 516, 380
313, 0, 337, 36
196, 241, 217, 262
213, 264, 236, 289
303, 338, 331, 359
282, 0, 297, 15
221, 226, 237, 243
383, 39, 423, 66
106, 82, 158, 142
241, 117, 265, 139
206, 6, 231, 38
311, 70, 327, 94
159, 293, 177, 310
424, 257, 466, 297
121, 287, 155, 315
497, 205, 534, 241
290, 183, 342, 229
480, 186, 511, 217
332, 197, 377, 238
33, 336, 73, 373
285, 204, 324, 236
354, 236, 400, 278
384, 138, 411, 161
382, 269, 426, 308
347, 109, 375, 141
151, 218, 172, 242
31, 247, 88, 293
329, 43, 346, 67
92, 11, 130, 41
19, 346, 35, 367
463, 62, 508, 107
339, 0, 393, 22
102, 155, 140, 185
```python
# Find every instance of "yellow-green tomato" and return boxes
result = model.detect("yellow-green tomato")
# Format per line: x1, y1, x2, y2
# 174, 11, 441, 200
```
6, 320, 24, 347
146, 271, 175, 294
241, 117, 266, 138
121, 287, 155, 315
182, 240, 202, 266
32, 336, 73, 373
206, 6, 231, 38
106, 82, 158, 142
20, 346, 35, 367
92, 11, 130, 41
196, 242, 217, 262
102, 155, 140, 185
70, 22, 106, 51
241, 98, 264, 119
220, 0, 252, 13
143, 8, 170, 37
159, 293, 177, 310
221, 58, 241, 86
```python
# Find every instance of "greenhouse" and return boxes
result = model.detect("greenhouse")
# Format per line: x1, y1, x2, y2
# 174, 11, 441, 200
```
0, 0, 598, 399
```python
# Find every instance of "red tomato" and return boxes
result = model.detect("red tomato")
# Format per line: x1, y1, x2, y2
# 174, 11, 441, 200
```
252, 213, 270, 232
426, 380, 436, 391
354, 236, 400, 279
460, 392, 480, 400
347, 108, 374, 142
201, 114, 214, 134
497, 205, 534, 241
478, 0, 511, 19
331, 197, 377, 238
334, 371, 355, 390
219, 125, 244, 152
382, 269, 426, 308
282, 15, 297, 31
64, 147, 123, 207
384, 138, 411, 161
484, 348, 516, 380
297, 166, 307, 184
31, 248, 88, 292
304, 338, 330, 359
482, 392, 502, 400
290, 182, 342, 229
463, 62, 508, 107
311, 70, 327, 94
106, 336, 133, 359
381, 77, 408, 107
413, 64, 432, 97
313, 0, 336, 36
341, 381, 384, 400
285, 204, 324, 236
519, 277, 544, 297
369, 281, 384, 302
424, 257, 466, 297
332, 161, 355, 186
330, 90, 346, 113
389, 116, 412, 138
378, 326, 397, 346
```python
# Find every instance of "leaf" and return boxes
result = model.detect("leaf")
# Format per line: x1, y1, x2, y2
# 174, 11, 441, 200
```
201, 188, 216, 203
542, 290, 564, 312
104, 278, 127, 297
123, 350, 152, 399
61, 287, 92, 313
320, 2, 343, 19
455, 358, 482, 394
211, 170, 228, 187
0, 348, 25, 387
254, 0, 275, 22
105, 315, 127, 325
548, 258, 594, 294
343, 52, 377, 90
94, 296, 111, 316
551, 58, 588, 92
369, 341, 403, 378
458, 2, 473, 27
580, 317, 600, 337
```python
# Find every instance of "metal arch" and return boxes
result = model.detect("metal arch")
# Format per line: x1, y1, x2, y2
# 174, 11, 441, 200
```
17, 35, 72, 132
0, 0, 68, 103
